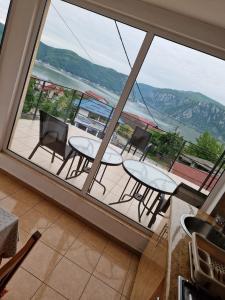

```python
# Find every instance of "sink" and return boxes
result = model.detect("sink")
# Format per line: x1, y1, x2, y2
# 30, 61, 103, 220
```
180, 214, 225, 250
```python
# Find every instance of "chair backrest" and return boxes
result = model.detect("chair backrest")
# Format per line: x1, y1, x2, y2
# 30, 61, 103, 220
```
173, 183, 207, 208
39, 110, 69, 158
0, 231, 41, 293
130, 127, 151, 151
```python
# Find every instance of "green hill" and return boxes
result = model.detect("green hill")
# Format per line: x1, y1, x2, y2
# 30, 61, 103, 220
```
1, 20, 224, 142
36, 42, 225, 142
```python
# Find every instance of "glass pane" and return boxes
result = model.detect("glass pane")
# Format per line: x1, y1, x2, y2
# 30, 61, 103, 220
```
89, 35, 225, 231
8, 0, 145, 192
0, 0, 11, 45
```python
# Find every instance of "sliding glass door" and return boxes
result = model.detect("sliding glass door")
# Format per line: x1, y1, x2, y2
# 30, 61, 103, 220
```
5, 0, 225, 231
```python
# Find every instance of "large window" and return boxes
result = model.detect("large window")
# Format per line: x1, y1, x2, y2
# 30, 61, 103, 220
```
6, 0, 225, 231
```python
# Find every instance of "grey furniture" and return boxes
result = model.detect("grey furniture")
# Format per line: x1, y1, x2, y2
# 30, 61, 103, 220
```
0, 231, 41, 295
29, 110, 74, 163
110, 159, 177, 226
58, 136, 123, 194
121, 126, 152, 160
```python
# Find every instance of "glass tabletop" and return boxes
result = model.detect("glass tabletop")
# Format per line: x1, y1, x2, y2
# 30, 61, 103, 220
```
69, 136, 122, 166
123, 159, 177, 194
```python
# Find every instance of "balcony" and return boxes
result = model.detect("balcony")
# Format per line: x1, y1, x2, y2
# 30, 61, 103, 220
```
9, 76, 219, 232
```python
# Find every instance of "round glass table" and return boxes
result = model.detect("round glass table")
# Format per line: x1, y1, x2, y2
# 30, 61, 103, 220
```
69, 136, 122, 166
57, 136, 122, 194
110, 159, 177, 227
123, 159, 177, 194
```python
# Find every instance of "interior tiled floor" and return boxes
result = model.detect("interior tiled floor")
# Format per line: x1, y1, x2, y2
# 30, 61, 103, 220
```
9, 119, 207, 231
0, 171, 139, 299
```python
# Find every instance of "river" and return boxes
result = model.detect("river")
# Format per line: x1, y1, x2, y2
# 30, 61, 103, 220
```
32, 62, 200, 142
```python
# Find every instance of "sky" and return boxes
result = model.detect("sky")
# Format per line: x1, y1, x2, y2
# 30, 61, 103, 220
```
1, 0, 225, 105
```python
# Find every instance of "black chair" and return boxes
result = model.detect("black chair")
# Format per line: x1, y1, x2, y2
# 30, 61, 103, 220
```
29, 110, 74, 163
0, 231, 41, 296
121, 126, 152, 160
147, 183, 207, 228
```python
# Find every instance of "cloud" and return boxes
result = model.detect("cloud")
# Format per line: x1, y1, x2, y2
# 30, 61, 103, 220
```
2, 0, 225, 105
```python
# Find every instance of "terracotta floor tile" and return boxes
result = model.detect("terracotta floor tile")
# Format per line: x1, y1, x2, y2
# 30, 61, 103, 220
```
17, 228, 30, 250
2, 268, 42, 300
129, 253, 140, 274
122, 267, 136, 298
65, 237, 101, 273
20, 209, 55, 234
34, 200, 63, 222
93, 253, 128, 292
41, 223, 76, 255
104, 241, 131, 267
32, 284, 66, 300
11, 187, 43, 207
0, 196, 32, 217
22, 241, 62, 281
46, 257, 90, 300
55, 212, 85, 234
80, 276, 121, 300
78, 227, 108, 252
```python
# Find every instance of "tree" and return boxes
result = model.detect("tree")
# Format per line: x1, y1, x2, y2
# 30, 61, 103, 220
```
185, 131, 224, 162
22, 78, 37, 113
152, 131, 184, 160
116, 124, 133, 139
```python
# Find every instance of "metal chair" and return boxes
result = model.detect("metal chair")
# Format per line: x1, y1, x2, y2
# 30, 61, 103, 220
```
147, 183, 207, 228
121, 126, 152, 160
29, 110, 74, 163
0, 231, 41, 296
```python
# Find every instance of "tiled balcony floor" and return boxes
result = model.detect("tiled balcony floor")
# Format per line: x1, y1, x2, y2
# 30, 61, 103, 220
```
9, 119, 205, 231
0, 171, 139, 299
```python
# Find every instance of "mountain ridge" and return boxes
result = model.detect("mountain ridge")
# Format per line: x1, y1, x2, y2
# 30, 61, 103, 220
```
35, 42, 225, 142
0, 22, 224, 142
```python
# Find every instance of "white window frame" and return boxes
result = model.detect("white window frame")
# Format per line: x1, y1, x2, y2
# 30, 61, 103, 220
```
0, 0, 225, 248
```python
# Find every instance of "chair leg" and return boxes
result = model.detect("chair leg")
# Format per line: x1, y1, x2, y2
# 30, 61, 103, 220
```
51, 151, 55, 163
28, 143, 41, 160
121, 141, 129, 154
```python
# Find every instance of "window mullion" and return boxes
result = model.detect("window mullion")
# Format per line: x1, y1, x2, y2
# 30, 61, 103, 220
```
81, 31, 155, 196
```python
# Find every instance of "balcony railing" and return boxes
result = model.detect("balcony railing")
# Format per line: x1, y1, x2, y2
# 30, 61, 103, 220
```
21, 75, 225, 192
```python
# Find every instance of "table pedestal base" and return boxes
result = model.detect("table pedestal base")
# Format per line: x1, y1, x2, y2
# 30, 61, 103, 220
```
109, 177, 158, 223
65, 155, 107, 195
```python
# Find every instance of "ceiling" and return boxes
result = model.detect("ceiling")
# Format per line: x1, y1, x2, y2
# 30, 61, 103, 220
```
142, 0, 225, 29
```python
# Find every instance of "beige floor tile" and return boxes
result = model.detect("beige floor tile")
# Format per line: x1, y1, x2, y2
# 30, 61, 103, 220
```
20, 209, 55, 234
55, 212, 85, 235
41, 223, 76, 255
46, 257, 90, 300
80, 276, 121, 300
65, 237, 102, 273
78, 227, 108, 252
32, 284, 66, 300
2, 268, 42, 300
0, 196, 32, 217
22, 241, 62, 281
93, 254, 128, 292
34, 200, 63, 222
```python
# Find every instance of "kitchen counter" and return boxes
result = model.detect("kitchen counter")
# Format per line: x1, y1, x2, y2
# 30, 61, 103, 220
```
166, 196, 213, 299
